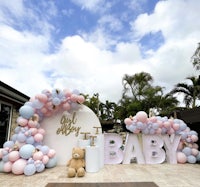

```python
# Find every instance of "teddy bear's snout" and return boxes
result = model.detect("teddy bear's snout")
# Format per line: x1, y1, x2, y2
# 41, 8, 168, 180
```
73, 153, 80, 158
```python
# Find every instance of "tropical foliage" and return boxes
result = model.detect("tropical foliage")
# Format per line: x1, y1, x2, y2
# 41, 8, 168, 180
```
191, 43, 200, 70
170, 76, 200, 108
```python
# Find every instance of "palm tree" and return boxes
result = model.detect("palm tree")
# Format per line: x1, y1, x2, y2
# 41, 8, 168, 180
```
171, 76, 200, 108
99, 101, 117, 121
122, 72, 153, 100
120, 72, 178, 117
191, 43, 200, 70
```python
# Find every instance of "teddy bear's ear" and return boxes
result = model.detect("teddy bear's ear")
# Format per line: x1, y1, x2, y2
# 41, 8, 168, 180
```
82, 149, 85, 153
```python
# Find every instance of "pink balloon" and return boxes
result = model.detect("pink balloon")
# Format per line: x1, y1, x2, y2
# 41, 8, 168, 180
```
63, 89, 72, 98
135, 111, 148, 123
149, 116, 157, 123
34, 133, 43, 142
33, 151, 43, 160
177, 152, 187, 164
70, 94, 78, 102
156, 128, 162, 134
41, 107, 48, 114
17, 117, 28, 127
42, 155, 49, 164
12, 159, 27, 175
124, 118, 132, 126
157, 120, 163, 128
28, 120, 37, 128
168, 119, 174, 125
191, 148, 199, 156
63, 102, 71, 111
78, 95, 85, 104
48, 149, 56, 158
46, 102, 53, 109
163, 121, 170, 128
172, 123, 180, 130
191, 135, 198, 142
167, 128, 174, 135
30, 128, 38, 135
193, 143, 199, 149
38, 128, 45, 135
35, 94, 48, 103
3, 161, 13, 172
8, 151, 20, 162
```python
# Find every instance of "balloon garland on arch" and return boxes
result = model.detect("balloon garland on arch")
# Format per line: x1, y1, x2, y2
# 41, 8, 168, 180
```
0, 88, 85, 176
124, 111, 200, 164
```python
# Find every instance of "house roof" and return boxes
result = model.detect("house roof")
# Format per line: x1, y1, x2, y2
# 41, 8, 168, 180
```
175, 107, 200, 124
0, 81, 30, 106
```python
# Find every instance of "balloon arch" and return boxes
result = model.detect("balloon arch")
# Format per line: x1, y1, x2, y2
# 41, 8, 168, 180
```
0, 89, 85, 176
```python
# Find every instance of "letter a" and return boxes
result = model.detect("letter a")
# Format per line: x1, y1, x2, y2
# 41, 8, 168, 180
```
123, 133, 145, 164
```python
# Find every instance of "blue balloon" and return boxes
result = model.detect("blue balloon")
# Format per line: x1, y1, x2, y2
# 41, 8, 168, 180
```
19, 144, 35, 159
152, 123, 159, 130
17, 133, 26, 143
36, 163, 45, 172
70, 102, 79, 111
189, 130, 198, 136
2, 155, 9, 162
32, 99, 44, 109
187, 155, 196, 164
24, 164, 36, 176
128, 125, 136, 132
52, 97, 61, 106
19, 105, 34, 119
45, 157, 57, 168
3, 141, 14, 148
24, 101, 33, 107
26, 136, 35, 144
179, 122, 187, 131
40, 146, 49, 155
161, 127, 167, 134
180, 132, 188, 140
14, 126, 21, 133
182, 147, 192, 156
136, 122, 144, 130
11, 134, 17, 141
149, 128, 155, 135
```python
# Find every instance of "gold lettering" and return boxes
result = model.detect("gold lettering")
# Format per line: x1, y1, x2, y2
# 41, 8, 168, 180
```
56, 112, 81, 137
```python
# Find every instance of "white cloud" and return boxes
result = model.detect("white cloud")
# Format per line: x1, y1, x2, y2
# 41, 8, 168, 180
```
130, 0, 200, 93
132, 0, 200, 40
98, 14, 123, 32
70, 0, 104, 12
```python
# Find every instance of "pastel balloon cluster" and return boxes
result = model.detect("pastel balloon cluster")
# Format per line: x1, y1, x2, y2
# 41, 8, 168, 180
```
26, 88, 85, 120
124, 111, 200, 164
0, 88, 85, 175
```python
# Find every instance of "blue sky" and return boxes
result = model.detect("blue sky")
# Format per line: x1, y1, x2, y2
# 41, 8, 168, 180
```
0, 0, 199, 104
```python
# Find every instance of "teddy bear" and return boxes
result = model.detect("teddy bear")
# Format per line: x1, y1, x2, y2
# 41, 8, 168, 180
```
67, 147, 85, 177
